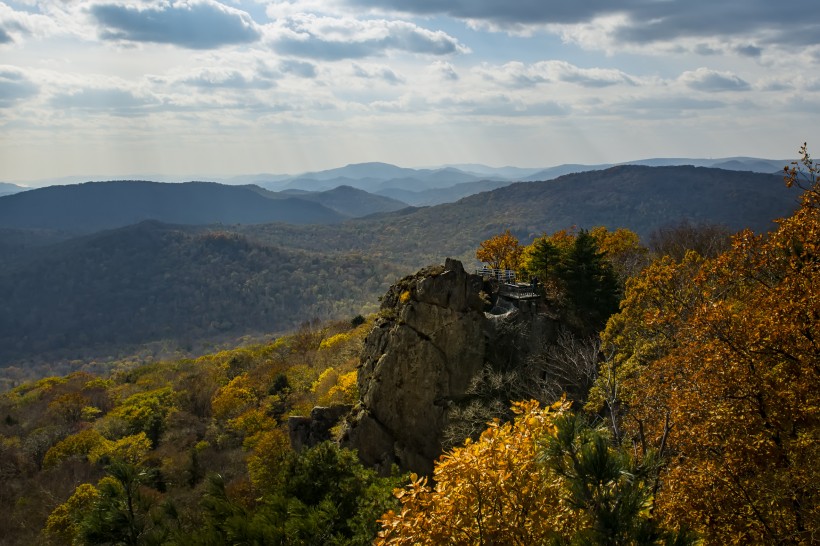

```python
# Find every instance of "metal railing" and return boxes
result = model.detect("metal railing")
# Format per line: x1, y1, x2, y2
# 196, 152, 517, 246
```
476, 267, 516, 283
476, 267, 540, 299
499, 283, 539, 299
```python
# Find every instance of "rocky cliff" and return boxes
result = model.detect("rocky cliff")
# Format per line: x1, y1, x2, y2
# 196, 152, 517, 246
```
341, 258, 558, 475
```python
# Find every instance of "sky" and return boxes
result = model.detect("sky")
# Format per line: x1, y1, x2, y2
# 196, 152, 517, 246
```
1, 0, 819, 183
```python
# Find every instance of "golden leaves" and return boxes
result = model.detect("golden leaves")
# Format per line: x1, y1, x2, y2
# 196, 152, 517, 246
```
376, 399, 573, 545
601, 148, 820, 544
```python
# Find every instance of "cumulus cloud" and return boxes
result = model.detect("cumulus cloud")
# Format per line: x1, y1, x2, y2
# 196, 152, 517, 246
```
478, 60, 635, 89
50, 88, 159, 114
352, 64, 404, 84
90, 0, 261, 49
269, 15, 467, 60
0, 67, 38, 107
279, 59, 318, 78
431, 60, 459, 81
624, 96, 726, 111
344, 0, 820, 52
735, 44, 762, 58
680, 68, 751, 92
179, 69, 275, 89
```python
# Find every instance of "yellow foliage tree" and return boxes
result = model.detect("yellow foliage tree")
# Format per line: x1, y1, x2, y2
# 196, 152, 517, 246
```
44, 483, 100, 545
589, 225, 649, 281
88, 432, 152, 465
476, 229, 522, 271
43, 428, 106, 469
377, 399, 576, 545
211, 373, 260, 421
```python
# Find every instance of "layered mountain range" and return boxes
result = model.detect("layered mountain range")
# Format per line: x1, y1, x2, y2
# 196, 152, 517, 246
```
0, 160, 800, 379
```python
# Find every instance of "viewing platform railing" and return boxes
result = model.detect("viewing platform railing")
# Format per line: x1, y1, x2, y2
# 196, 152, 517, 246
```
476, 267, 540, 300
475, 267, 516, 283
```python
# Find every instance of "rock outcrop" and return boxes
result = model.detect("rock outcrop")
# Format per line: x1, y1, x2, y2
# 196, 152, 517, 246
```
342, 258, 557, 475
288, 404, 353, 451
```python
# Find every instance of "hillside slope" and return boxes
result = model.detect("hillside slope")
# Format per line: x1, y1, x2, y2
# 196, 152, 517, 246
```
0, 165, 798, 376
242, 165, 799, 267
0, 180, 346, 233
0, 221, 398, 367
278, 185, 409, 216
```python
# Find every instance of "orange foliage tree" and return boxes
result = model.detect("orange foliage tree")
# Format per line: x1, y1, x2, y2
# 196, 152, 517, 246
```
476, 229, 522, 271
596, 146, 820, 544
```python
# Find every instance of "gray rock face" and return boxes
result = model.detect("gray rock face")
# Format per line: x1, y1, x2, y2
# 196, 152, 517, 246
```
342, 258, 557, 475
288, 404, 353, 451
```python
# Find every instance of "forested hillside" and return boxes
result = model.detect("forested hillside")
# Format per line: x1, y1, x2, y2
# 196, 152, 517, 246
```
0, 150, 815, 544
0, 165, 799, 384
0, 181, 347, 233
0, 222, 400, 380
241, 165, 798, 265
0, 318, 403, 545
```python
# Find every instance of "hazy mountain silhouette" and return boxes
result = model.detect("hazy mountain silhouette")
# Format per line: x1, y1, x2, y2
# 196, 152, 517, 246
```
238, 165, 799, 268
277, 185, 409, 216
0, 180, 346, 233
0, 182, 26, 197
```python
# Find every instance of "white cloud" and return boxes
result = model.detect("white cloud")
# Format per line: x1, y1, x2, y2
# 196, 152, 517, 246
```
344, 0, 820, 55
90, 0, 262, 49
266, 14, 468, 59
352, 63, 404, 85
476, 60, 636, 89
0, 66, 38, 107
430, 60, 459, 81
679, 68, 750, 92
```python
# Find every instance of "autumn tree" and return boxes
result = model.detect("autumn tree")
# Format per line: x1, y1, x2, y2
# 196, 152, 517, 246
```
476, 229, 522, 270
647, 219, 732, 261
378, 400, 576, 545
47, 461, 169, 546
592, 146, 820, 544
379, 400, 694, 545
589, 226, 650, 282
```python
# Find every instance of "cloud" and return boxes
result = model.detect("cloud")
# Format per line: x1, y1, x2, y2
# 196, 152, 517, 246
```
615, 95, 727, 119
0, 26, 12, 44
0, 68, 38, 107
50, 88, 159, 114
180, 69, 275, 89
458, 95, 567, 117
90, 0, 261, 49
352, 64, 404, 84
344, 0, 820, 51
478, 60, 635, 89
431, 60, 459, 81
734, 44, 762, 58
279, 59, 318, 78
270, 15, 467, 60
680, 68, 750, 92
344, 0, 616, 25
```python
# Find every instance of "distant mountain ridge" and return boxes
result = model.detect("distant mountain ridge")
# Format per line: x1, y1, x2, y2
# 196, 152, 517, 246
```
0, 180, 409, 234
0, 182, 27, 196
237, 165, 800, 267
0, 163, 800, 374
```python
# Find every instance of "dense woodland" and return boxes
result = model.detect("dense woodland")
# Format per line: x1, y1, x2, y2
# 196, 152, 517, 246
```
0, 224, 402, 386
0, 155, 816, 544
